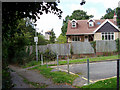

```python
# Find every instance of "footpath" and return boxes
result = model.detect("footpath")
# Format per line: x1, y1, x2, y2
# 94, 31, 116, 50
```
9, 65, 74, 88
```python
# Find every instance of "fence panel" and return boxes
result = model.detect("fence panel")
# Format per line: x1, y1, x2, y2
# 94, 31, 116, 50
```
96, 40, 117, 52
71, 42, 94, 54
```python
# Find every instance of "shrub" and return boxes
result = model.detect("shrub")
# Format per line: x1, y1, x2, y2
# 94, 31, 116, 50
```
90, 41, 96, 53
43, 49, 57, 61
115, 38, 120, 52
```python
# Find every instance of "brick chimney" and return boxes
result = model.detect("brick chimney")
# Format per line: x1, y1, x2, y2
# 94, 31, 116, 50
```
113, 11, 117, 25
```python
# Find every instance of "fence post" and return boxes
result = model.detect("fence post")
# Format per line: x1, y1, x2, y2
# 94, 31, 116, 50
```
57, 54, 59, 70
67, 44, 70, 74
87, 59, 90, 85
41, 54, 43, 65
117, 59, 119, 90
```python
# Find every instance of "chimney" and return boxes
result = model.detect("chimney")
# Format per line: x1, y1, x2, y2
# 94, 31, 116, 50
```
113, 11, 117, 25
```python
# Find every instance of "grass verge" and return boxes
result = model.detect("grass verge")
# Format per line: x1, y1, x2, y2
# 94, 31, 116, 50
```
23, 78, 48, 88
80, 77, 120, 89
30, 65, 78, 85
54, 55, 119, 66
22, 61, 41, 68
22, 55, 119, 68
18, 73, 48, 88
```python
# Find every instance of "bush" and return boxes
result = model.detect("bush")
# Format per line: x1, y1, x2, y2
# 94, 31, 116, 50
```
43, 49, 57, 61
2, 61, 13, 89
115, 38, 120, 52
90, 41, 96, 53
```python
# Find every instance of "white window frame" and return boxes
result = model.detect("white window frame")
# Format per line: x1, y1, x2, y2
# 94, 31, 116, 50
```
101, 32, 114, 40
72, 36, 80, 41
72, 22, 76, 28
89, 22, 94, 27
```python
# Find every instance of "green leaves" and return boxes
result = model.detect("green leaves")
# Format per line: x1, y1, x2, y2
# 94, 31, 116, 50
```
50, 29, 56, 43
56, 34, 67, 44
61, 10, 94, 36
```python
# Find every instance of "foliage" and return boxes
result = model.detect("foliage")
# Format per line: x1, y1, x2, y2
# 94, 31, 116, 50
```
3, 2, 62, 38
2, 62, 13, 89
101, 8, 114, 19
90, 41, 96, 54
70, 46, 74, 55
116, 7, 120, 28
23, 78, 47, 88
38, 34, 49, 45
115, 38, 120, 52
81, 77, 119, 88
22, 61, 41, 68
50, 29, 56, 43
31, 65, 78, 84
61, 10, 94, 36
43, 49, 57, 61
56, 34, 67, 44
69, 10, 93, 20
2, 2, 62, 89
49, 55, 118, 66
101, 7, 120, 28
2, 2, 62, 63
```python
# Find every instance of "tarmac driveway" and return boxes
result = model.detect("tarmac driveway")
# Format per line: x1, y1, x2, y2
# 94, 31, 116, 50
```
51, 61, 117, 82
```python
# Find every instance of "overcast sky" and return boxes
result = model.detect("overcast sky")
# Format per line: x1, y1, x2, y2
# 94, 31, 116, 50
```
35, 0, 120, 38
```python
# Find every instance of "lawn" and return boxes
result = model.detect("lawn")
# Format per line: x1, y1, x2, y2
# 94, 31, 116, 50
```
56, 55, 119, 66
22, 61, 41, 68
81, 77, 120, 89
22, 55, 119, 68
30, 65, 78, 85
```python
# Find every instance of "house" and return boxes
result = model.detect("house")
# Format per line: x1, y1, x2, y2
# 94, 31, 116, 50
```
45, 30, 52, 40
66, 14, 120, 42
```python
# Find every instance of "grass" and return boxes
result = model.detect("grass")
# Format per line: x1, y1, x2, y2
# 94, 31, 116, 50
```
53, 55, 119, 66
22, 55, 119, 68
23, 78, 48, 88
30, 65, 78, 85
81, 77, 120, 89
22, 61, 41, 68
18, 73, 48, 88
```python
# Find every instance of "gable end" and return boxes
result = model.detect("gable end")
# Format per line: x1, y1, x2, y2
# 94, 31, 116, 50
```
96, 22, 119, 32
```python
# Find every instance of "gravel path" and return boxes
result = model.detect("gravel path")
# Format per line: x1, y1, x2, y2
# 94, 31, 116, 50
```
9, 65, 74, 88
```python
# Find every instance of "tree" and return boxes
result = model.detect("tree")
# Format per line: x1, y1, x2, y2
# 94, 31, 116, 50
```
56, 34, 67, 44
61, 10, 93, 36
50, 29, 56, 43
101, 8, 114, 19
69, 10, 93, 20
38, 34, 49, 45
2, 2, 62, 62
116, 7, 120, 28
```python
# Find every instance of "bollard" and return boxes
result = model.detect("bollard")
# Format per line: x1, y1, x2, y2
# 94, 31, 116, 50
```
117, 59, 119, 90
41, 54, 43, 65
57, 55, 59, 70
67, 55, 69, 74
87, 59, 90, 85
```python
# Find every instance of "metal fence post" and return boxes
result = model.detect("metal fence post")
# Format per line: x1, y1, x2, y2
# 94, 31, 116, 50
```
41, 54, 43, 65
67, 55, 69, 74
67, 44, 70, 74
57, 54, 59, 70
87, 59, 90, 85
117, 59, 119, 90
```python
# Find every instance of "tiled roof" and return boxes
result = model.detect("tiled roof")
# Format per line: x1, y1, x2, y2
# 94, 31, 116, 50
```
66, 19, 115, 35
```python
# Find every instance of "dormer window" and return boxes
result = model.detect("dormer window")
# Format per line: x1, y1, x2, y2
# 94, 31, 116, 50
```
89, 22, 94, 27
87, 19, 95, 27
72, 21, 76, 28
71, 19, 77, 28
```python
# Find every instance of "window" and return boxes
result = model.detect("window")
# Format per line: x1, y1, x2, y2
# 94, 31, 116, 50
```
72, 36, 80, 41
102, 32, 114, 40
72, 21, 76, 28
89, 22, 94, 27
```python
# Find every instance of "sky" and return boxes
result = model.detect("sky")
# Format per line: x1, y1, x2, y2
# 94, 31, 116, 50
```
35, 0, 120, 38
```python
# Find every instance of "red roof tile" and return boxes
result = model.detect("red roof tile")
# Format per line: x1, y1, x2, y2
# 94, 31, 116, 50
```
66, 19, 115, 35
